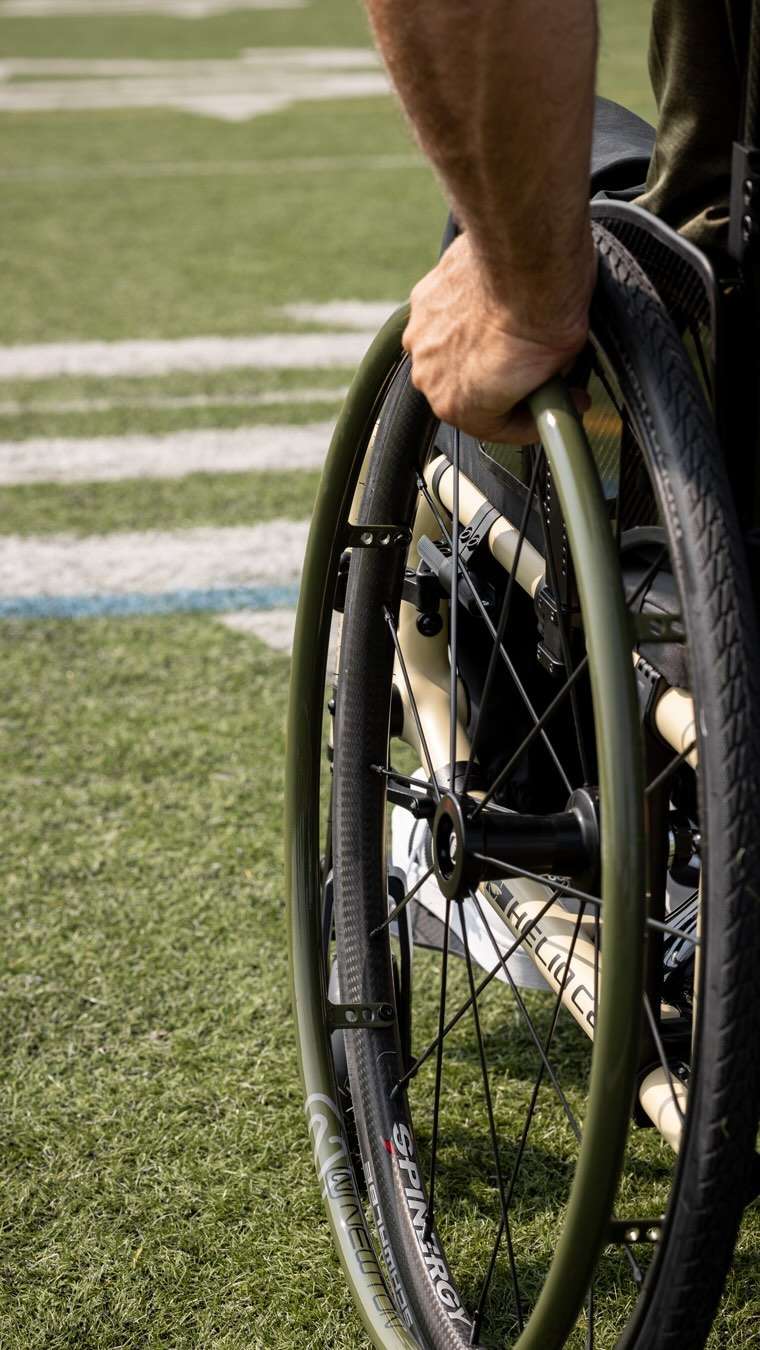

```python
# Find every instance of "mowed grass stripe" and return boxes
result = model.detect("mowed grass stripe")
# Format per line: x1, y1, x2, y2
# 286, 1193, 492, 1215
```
0, 469, 319, 536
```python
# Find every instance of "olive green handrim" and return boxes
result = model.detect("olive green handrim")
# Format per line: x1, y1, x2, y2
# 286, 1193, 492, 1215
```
285, 307, 646, 1350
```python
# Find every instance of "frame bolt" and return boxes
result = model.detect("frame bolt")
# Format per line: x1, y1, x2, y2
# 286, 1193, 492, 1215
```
416, 612, 444, 638
625, 1228, 640, 1243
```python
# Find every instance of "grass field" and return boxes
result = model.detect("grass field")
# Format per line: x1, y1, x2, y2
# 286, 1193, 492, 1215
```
3, 2, 757, 1347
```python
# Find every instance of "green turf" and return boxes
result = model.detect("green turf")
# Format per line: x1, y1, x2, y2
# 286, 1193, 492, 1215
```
7, 1, 750, 1347
0, 137, 441, 345
0, 0, 374, 59
0, 469, 320, 536
0, 616, 372, 1349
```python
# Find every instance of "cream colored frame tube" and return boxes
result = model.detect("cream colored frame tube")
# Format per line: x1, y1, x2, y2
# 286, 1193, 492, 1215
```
391, 454, 697, 1150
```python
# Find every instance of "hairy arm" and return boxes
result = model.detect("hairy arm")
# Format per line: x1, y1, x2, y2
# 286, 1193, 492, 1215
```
365, 0, 598, 440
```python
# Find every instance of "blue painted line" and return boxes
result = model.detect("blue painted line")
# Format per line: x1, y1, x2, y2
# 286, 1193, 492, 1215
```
0, 583, 300, 621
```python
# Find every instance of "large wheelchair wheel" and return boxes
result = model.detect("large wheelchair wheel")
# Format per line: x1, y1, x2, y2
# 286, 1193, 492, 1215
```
287, 226, 760, 1349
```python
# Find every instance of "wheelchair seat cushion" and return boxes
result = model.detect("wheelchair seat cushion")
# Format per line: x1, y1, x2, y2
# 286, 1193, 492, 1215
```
591, 95, 655, 200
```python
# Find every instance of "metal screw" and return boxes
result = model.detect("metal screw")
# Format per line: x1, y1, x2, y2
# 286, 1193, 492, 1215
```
416, 612, 443, 638
625, 1228, 640, 1244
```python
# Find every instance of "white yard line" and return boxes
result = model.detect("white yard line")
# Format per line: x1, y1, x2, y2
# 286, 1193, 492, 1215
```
0, 421, 334, 484
0, 387, 348, 417
0, 333, 373, 382
220, 606, 297, 651
0, 0, 306, 15
0, 50, 389, 122
0, 520, 310, 597
280, 300, 400, 330
0, 52, 379, 75
0, 154, 423, 184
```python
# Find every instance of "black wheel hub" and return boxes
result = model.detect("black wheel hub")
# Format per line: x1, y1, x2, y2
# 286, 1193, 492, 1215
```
432, 787, 600, 901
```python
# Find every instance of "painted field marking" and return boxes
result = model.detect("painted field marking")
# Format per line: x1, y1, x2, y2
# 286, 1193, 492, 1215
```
0, 421, 334, 484
0, 584, 300, 621
280, 301, 401, 330
0, 0, 306, 15
0, 333, 373, 382
0, 520, 309, 598
0, 387, 348, 418
0, 50, 389, 122
219, 607, 343, 666
0, 154, 423, 185
220, 606, 296, 652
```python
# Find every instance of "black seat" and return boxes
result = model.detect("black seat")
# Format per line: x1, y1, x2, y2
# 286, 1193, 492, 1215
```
591, 95, 655, 200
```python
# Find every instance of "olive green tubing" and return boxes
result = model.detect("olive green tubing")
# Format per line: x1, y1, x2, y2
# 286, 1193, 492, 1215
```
286, 311, 645, 1349
513, 382, 645, 1350
286, 306, 419, 1350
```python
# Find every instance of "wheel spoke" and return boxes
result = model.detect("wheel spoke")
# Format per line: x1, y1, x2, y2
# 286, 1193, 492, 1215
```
459, 892, 524, 1331
470, 891, 582, 1142
472, 657, 589, 818
416, 470, 573, 796
471, 903, 587, 1341
450, 429, 461, 781
382, 605, 442, 802
423, 894, 451, 1243
539, 489, 591, 784
462, 447, 545, 795
646, 915, 700, 945
642, 992, 686, 1124
392, 888, 562, 1095
586, 1284, 595, 1350
370, 864, 436, 937
370, 763, 432, 792
627, 545, 669, 610
471, 853, 602, 909
645, 742, 697, 798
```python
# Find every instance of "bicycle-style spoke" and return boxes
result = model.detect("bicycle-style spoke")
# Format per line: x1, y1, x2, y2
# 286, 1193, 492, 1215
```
450, 429, 461, 782
627, 545, 669, 610
471, 891, 582, 1142
423, 894, 451, 1243
645, 741, 697, 797
473, 656, 589, 818
472, 540, 671, 820
647, 915, 700, 945
370, 763, 433, 792
643, 992, 686, 1123
458, 892, 524, 1331
539, 492, 591, 784
462, 447, 545, 795
471, 903, 587, 1342
383, 605, 442, 802
471, 854, 602, 909
586, 1284, 595, 1350
415, 470, 573, 797
370, 865, 436, 937
392, 889, 562, 1096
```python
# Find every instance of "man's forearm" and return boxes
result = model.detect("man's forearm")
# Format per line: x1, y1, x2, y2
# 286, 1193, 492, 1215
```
365, 0, 597, 339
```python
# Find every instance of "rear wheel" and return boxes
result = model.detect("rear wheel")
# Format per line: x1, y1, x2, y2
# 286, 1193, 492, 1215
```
330, 226, 760, 1348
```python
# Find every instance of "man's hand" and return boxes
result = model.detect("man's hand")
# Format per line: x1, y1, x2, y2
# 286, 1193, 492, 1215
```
402, 233, 594, 444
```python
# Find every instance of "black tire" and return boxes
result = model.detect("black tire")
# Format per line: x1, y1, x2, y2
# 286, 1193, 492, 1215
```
332, 226, 760, 1348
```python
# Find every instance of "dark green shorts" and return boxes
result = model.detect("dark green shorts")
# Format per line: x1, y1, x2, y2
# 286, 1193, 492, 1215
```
635, 0, 748, 253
